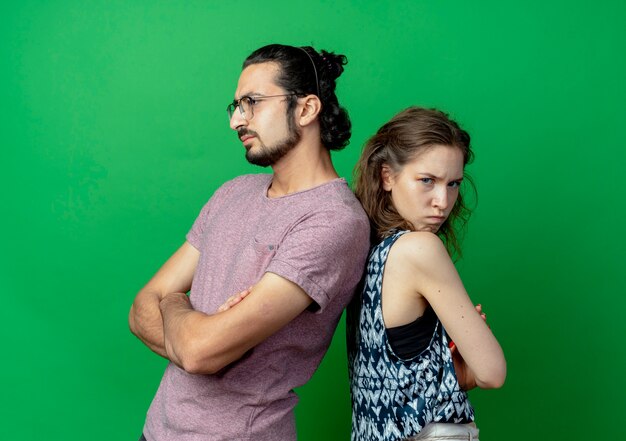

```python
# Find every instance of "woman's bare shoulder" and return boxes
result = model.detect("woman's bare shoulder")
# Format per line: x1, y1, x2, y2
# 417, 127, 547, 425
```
393, 231, 447, 257
388, 231, 453, 275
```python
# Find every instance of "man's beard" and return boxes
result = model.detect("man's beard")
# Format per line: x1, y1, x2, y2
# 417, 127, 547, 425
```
241, 113, 302, 167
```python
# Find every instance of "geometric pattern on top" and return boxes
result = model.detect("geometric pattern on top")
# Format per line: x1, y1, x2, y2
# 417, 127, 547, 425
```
347, 230, 474, 441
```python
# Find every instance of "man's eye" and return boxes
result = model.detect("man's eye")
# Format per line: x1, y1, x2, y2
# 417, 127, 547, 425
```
244, 97, 258, 106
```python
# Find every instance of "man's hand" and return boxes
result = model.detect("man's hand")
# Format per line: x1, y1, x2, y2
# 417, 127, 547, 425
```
217, 287, 253, 312
157, 272, 313, 375
159, 292, 195, 368
129, 242, 199, 358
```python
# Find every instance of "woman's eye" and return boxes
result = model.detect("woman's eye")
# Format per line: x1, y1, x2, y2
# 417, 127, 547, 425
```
448, 180, 462, 188
419, 178, 434, 184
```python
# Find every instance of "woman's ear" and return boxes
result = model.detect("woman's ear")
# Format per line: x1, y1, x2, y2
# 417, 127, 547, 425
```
381, 164, 394, 191
297, 95, 322, 126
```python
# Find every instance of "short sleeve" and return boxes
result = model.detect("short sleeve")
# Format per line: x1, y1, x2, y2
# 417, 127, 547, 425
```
265, 207, 370, 312
186, 178, 239, 249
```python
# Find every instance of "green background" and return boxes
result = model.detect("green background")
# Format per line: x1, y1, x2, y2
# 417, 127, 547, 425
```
2, 1, 625, 439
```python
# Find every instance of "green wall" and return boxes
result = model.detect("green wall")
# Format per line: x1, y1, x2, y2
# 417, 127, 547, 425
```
2, 1, 624, 439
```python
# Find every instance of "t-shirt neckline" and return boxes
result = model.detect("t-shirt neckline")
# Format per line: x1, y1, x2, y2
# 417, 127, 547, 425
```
263, 175, 347, 201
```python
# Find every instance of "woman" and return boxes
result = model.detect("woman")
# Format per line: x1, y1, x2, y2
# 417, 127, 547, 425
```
348, 107, 506, 441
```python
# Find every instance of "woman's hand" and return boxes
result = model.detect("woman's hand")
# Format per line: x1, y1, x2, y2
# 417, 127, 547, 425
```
448, 304, 486, 352
450, 304, 488, 391
451, 348, 477, 390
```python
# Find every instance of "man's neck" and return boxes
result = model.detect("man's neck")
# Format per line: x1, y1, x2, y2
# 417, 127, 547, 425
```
268, 141, 339, 198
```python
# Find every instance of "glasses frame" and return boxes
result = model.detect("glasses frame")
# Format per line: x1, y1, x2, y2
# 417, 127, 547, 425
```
226, 94, 300, 120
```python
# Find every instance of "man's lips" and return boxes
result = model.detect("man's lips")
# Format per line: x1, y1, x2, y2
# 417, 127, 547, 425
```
237, 129, 257, 145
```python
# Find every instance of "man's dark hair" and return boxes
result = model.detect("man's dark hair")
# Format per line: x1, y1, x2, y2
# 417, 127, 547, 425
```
243, 44, 351, 151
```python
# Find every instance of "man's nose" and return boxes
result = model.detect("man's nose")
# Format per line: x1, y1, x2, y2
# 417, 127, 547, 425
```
229, 108, 247, 131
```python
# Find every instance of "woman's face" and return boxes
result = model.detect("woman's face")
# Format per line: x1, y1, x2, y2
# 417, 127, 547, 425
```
382, 144, 464, 233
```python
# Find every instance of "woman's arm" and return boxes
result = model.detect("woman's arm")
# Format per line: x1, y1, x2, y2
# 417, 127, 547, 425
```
391, 232, 506, 389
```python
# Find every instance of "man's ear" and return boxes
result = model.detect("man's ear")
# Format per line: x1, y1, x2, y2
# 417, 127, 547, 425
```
381, 164, 394, 191
297, 95, 322, 126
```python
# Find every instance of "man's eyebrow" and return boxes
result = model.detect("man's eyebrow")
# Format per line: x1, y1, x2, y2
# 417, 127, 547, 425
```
235, 91, 264, 100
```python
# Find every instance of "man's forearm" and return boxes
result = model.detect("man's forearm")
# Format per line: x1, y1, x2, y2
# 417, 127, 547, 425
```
159, 292, 205, 369
129, 291, 169, 358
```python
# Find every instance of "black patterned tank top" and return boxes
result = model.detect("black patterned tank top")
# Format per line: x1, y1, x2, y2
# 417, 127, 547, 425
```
347, 231, 474, 441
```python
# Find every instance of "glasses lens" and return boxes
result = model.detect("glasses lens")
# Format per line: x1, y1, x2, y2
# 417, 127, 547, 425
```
226, 97, 257, 120
240, 97, 253, 120
226, 103, 235, 118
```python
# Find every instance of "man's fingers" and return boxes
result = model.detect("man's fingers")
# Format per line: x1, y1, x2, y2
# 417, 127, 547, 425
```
217, 288, 254, 313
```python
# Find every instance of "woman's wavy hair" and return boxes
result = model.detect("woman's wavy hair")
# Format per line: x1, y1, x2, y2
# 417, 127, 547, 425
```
354, 107, 476, 257
243, 44, 351, 150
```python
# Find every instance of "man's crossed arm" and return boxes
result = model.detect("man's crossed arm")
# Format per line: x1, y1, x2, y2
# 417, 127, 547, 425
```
129, 241, 312, 374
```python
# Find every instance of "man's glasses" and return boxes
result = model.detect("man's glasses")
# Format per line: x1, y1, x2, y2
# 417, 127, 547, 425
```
226, 94, 299, 120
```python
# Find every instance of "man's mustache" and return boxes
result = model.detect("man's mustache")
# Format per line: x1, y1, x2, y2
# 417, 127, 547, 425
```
237, 128, 259, 139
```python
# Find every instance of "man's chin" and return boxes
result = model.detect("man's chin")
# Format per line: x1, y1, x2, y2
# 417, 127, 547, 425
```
245, 151, 273, 167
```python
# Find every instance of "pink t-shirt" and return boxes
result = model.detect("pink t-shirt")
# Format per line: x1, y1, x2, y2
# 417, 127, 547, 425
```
144, 174, 370, 441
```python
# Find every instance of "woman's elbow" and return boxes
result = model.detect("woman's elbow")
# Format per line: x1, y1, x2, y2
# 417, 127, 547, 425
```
477, 361, 507, 389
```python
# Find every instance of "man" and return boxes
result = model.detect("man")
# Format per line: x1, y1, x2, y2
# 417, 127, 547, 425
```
129, 44, 370, 441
